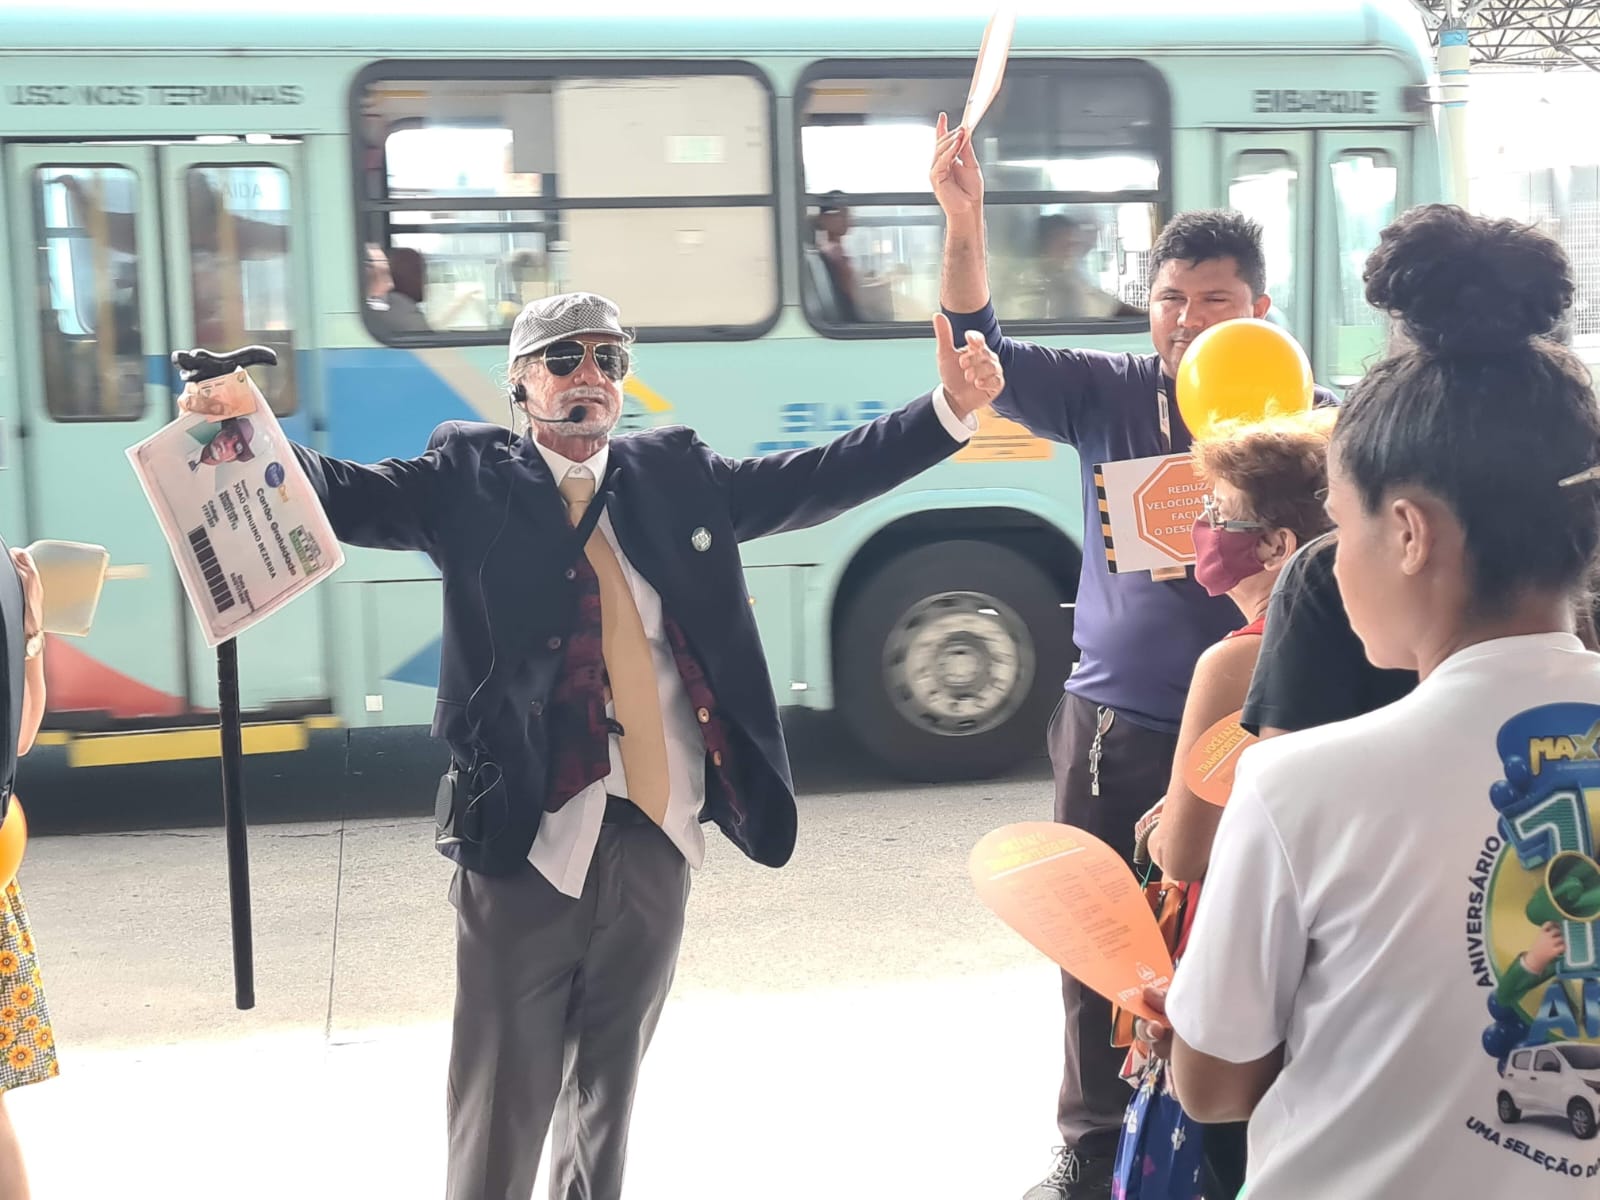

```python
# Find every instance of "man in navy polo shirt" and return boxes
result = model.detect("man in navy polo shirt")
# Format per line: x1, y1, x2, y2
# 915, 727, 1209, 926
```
930, 115, 1334, 1199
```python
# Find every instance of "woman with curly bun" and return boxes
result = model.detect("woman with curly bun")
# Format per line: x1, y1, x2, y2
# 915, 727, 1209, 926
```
1145, 205, 1600, 1197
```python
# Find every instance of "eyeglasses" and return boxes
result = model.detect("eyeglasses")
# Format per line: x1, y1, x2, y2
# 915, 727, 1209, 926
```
1199, 493, 1266, 533
538, 339, 631, 381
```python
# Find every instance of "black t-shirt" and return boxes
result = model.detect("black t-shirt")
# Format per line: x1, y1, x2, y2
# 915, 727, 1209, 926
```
1240, 533, 1417, 735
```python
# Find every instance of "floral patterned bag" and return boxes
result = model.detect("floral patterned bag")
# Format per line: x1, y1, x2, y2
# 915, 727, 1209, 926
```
1112, 1060, 1207, 1200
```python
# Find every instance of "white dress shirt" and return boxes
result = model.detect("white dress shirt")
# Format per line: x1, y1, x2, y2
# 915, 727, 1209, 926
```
528, 389, 975, 896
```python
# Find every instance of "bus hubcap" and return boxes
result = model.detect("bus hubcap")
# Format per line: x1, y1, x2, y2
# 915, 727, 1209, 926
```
883, 591, 1034, 737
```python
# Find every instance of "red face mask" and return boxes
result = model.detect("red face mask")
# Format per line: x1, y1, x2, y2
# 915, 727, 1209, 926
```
1190, 519, 1266, 597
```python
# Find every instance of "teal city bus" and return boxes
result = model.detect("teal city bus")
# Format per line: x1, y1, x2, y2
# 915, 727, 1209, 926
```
0, 1, 1440, 781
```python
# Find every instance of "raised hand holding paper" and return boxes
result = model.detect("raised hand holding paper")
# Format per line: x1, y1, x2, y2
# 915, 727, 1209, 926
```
25, 540, 108, 637
961, 10, 1016, 133
970, 821, 1174, 1021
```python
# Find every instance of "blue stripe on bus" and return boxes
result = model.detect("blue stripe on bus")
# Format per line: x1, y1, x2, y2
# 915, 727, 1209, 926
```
150, 347, 474, 689
388, 639, 443, 689
321, 348, 474, 690
145, 351, 332, 445
323, 348, 482, 462
148, 347, 480, 460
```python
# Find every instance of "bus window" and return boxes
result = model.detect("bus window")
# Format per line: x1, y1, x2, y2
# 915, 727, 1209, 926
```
32, 167, 146, 421
1329, 150, 1399, 383
355, 67, 778, 342
798, 63, 1165, 332
186, 166, 297, 415
1230, 150, 1300, 329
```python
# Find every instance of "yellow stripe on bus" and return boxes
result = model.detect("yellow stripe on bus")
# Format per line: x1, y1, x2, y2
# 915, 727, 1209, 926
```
624, 377, 674, 414
63, 721, 320, 768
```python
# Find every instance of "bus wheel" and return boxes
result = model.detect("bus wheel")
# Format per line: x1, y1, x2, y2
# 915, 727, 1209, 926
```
836, 540, 1072, 781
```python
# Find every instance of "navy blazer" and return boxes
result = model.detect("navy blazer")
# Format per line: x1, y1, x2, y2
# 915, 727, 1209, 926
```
294, 391, 961, 876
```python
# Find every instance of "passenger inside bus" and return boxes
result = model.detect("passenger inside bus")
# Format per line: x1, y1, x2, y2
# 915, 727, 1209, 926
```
364, 244, 431, 335
1020, 215, 1145, 321
389, 246, 485, 332
812, 192, 862, 322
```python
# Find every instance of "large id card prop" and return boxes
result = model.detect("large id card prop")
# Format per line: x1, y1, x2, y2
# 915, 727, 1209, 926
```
127, 369, 343, 647
1093, 452, 1206, 580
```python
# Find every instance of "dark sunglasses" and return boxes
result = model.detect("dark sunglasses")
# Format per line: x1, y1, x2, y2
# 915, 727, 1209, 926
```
539, 339, 631, 381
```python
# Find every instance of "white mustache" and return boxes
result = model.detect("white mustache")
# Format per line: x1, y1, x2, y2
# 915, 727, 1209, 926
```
561, 387, 613, 403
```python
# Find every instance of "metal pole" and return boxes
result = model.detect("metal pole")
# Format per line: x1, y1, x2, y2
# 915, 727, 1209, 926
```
217, 636, 254, 1010
173, 345, 275, 1013
1439, 15, 1472, 208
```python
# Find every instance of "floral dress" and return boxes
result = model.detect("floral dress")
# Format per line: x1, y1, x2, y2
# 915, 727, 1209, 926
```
0, 879, 56, 1090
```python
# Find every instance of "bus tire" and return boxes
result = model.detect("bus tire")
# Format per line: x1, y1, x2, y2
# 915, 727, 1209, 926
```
835, 540, 1073, 782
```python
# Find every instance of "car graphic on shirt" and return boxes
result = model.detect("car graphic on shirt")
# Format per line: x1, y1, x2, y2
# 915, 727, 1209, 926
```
1497, 1042, 1600, 1140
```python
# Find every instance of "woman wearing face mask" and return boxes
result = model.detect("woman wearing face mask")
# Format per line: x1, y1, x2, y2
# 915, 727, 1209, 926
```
1143, 411, 1337, 885
1116, 410, 1335, 1200
1151, 205, 1600, 1199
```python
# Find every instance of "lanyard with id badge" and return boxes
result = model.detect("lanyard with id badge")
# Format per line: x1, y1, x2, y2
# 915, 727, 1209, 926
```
1149, 383, 1189, 582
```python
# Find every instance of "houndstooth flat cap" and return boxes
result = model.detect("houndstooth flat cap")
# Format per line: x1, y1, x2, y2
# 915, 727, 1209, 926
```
507, 292, 626, 364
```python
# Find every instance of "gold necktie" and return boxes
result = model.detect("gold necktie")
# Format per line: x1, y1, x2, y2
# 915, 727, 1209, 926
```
558, 469, 671, 825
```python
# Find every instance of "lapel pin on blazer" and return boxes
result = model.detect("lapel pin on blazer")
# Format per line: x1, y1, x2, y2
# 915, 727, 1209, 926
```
691, 527, 712, 552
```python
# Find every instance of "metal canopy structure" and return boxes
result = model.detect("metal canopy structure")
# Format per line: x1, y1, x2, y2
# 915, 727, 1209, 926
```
1410, 1, 1600, 71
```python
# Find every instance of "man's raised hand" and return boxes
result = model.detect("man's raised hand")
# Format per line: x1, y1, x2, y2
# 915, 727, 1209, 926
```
933, 312, 1003, 420
930, 111, 984, 222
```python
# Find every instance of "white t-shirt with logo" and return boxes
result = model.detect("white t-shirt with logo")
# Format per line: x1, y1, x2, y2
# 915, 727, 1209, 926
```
1168, 633, 1600, 1198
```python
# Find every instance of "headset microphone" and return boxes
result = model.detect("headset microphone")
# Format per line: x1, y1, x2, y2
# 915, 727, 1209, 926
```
507, 384, 590, 426
527, 406, 590, 425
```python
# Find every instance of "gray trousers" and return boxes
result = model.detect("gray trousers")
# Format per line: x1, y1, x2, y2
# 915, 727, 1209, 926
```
445, 819, 690, 1200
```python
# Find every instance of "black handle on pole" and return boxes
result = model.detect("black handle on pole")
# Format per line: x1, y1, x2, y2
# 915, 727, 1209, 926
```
217, 637, 254, 1011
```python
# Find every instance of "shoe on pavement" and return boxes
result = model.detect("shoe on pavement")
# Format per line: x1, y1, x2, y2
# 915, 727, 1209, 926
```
1021, 1146, 1114, 1199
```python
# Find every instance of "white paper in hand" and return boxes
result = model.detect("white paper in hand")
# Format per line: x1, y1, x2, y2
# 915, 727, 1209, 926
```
126, 370, 343, 648
26, 540, 109, 637
962, 10, 1016, 133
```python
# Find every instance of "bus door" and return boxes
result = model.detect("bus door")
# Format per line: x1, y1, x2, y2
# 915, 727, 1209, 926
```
1315, 130, 1409, 389
4, 140, 331, 726
1219, 131, 1315, 356
4, 144, 190, 723
158, 142, 332, 718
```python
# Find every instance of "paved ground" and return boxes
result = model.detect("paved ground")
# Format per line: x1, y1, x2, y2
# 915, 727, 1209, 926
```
5, 756, 1078, 1198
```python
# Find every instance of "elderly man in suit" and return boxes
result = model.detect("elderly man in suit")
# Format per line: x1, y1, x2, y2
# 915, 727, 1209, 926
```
181, 292, 1003, 1199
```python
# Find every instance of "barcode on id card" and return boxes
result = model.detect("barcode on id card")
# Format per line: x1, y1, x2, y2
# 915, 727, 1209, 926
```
187, 526, 235, 613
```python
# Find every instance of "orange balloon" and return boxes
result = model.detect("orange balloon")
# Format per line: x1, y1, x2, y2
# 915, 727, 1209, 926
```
1175, 318, 1313, 440
0, 799, 27, 888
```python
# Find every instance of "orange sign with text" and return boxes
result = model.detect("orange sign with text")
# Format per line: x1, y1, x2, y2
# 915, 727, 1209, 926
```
970, 822, 1174, 1021
954, 410, 1054, 463
1133, 456, 1206, 561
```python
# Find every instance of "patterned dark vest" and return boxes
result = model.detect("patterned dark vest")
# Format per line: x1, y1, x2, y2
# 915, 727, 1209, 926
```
545, 552, 737, 820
